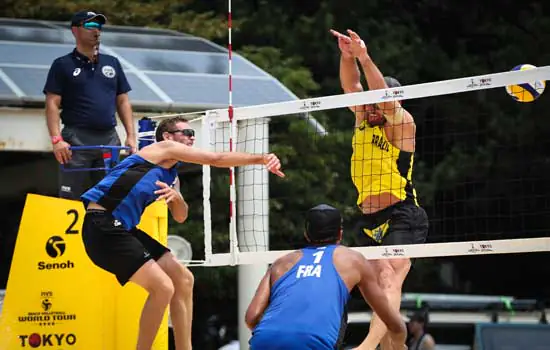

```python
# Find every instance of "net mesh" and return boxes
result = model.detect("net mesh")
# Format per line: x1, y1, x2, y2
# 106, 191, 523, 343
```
142, 66, 550, 265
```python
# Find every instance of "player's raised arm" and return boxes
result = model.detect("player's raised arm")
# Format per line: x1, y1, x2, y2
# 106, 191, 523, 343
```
346, 29, 411, 126
330, 29, 363, 95
330, 29, 366, 123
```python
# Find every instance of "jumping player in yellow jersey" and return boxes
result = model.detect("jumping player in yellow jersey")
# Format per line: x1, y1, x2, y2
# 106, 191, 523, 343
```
330, 29, 429, 349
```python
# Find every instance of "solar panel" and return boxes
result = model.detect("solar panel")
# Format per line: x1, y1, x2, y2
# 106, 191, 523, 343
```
113, 47, 265, 76
0, 19, 301, 111
0, 66, 168, 104
232, 77, 296, 105
0, 75, 16, 97
44, 20, 189, 37
0, 43, 72, 66
148, 74, 295, 107
101, 25, 188, 37
0, 19, 53, 29
0, 22, 222, 52
124, 73, 164, 103
101, 34, 223, 52
1, 67, 48, 97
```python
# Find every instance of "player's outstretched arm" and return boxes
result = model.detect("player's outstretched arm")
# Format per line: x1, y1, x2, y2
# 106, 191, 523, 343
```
245, 267, 272, 330
356, 256, 407, 349
149, 140, 285, 177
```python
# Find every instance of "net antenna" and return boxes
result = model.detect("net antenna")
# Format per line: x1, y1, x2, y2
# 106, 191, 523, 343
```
200, 65, 550, 266
226, 0, 240, 265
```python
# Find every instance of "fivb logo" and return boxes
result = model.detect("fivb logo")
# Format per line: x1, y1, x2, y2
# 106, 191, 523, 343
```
19, 333, 77, 347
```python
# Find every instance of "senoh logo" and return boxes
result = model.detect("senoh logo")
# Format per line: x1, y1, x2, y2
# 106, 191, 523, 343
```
38, 236, 75, 270
19, 333, 76, 347
45, 236, 65, 258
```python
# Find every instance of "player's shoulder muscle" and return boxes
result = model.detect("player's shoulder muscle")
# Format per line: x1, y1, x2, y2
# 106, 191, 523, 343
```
274, 250, 302, 267
271, 250, 302, 276
136, 141, 175, 164
334, 245, 360, 260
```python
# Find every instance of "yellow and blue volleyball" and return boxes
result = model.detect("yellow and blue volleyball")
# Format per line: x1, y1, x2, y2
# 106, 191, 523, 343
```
505, 64, 546, 102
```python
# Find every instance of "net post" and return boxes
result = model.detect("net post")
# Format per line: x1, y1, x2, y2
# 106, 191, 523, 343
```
236, 117, 270, 348
202, 111, 215, 263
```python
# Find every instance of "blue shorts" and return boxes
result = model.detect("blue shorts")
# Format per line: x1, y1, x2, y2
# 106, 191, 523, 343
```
250, 330, 334, 350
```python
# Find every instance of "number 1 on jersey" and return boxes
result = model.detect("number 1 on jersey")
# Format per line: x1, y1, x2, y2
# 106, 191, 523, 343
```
296, 250, 324, 279
313, 251, 324, 264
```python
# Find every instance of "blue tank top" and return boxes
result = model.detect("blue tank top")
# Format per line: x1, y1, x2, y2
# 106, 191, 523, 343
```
81, 154, 179, 230
253, 245, 350, 348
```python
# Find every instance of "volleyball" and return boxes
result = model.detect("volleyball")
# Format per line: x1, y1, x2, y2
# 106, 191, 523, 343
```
505, 64, 546, 102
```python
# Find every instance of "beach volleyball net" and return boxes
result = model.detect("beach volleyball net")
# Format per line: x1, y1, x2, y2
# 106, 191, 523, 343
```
139, 65, 550, 266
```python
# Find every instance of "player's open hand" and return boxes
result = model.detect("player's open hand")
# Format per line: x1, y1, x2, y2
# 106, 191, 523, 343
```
346, 29, 369, 60
263, 153, 285, 178
155, 180, 183, 204
329, 29, 353, 58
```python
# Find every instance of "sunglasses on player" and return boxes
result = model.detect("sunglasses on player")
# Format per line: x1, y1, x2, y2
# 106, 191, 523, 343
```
168, 129, 195, 137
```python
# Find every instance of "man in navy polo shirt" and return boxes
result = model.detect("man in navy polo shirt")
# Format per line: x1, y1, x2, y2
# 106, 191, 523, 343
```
44, 10, 137, 200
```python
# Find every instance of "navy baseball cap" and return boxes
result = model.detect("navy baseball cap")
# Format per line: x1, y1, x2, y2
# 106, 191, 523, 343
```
305, 204, 343, 242
71, 11, 107, 27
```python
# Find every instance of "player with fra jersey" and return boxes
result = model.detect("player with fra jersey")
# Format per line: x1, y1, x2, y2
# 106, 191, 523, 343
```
246, 204, 407, 350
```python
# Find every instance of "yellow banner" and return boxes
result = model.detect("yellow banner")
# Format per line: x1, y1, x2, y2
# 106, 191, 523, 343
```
0, 194, 168, 350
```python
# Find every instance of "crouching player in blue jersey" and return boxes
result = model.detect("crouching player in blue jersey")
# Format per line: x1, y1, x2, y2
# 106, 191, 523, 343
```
80, 116, 285, 350
245, 204, 407, 350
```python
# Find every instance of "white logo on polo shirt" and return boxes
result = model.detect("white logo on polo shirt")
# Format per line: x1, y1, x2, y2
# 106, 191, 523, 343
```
73, 68, 81, 76
102, 65, 116, 78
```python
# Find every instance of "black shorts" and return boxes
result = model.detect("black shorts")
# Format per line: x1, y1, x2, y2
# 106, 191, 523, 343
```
59, 126, 121, 200
82, 210, 170, 285
355, 200, 429, 247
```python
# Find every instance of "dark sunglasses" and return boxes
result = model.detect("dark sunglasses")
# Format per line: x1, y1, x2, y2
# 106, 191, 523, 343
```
168, 129, 195, 137
82, 22, 103, 30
